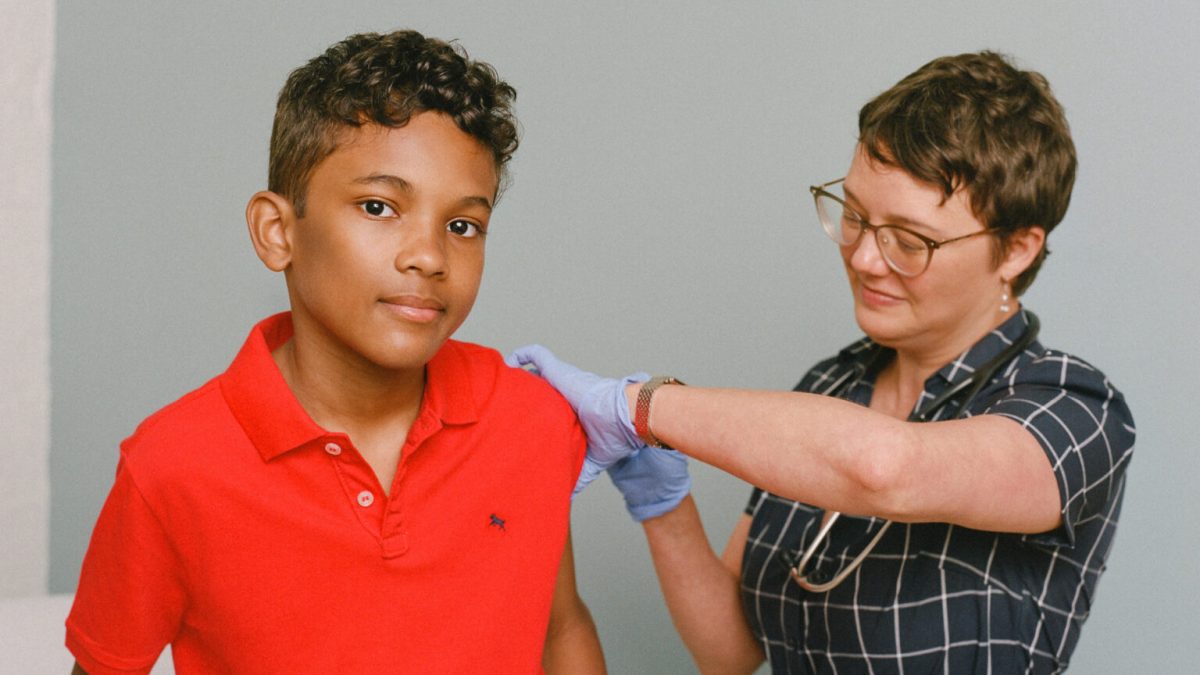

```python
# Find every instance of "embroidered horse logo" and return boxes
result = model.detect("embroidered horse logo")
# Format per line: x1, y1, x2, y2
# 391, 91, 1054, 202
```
489, 513, 506, 532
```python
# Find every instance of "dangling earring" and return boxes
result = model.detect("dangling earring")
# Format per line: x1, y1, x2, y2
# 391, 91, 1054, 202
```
999, 281, 1012, 313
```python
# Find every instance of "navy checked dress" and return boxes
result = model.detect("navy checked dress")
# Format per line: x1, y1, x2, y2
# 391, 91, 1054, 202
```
740, 310, 1135, 674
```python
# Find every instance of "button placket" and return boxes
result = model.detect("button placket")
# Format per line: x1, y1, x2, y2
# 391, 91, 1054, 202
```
380, 460, 410, 558
323, 437, 385, 539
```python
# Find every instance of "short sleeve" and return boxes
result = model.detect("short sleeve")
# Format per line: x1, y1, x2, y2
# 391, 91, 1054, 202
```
981, 351, 1135, 547
744, 487, 767, 517
66, 458, 186, 675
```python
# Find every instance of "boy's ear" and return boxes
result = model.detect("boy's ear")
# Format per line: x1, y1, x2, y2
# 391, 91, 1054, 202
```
998, 225, 1046, 281
246, 191, 296, 272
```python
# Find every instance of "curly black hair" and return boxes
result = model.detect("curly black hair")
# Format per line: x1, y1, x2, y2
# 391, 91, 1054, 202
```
268, 30, 519, 215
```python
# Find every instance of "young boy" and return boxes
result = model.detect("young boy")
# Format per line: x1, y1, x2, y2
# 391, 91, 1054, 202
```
66, 30, 604, 674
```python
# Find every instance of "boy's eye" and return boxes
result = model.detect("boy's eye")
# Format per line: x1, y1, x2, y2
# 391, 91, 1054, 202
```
359, 200, 395, 217
447, 219, 483, 238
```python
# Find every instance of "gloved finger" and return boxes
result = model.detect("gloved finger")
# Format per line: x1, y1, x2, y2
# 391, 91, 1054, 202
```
572, 456, 607, 499
506, 344, 594, 395
526, 350, 593, 393
505, 343, 552, 369
504, 349, 540, 374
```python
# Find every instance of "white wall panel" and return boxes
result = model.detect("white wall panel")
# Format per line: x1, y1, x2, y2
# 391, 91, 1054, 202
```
0, 0, 54, 597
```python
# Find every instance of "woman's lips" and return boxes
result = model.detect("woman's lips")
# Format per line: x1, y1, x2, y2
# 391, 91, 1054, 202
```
859, 283, 903, 308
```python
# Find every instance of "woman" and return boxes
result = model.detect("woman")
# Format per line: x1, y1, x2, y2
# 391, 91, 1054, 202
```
512, 51, 1134, 674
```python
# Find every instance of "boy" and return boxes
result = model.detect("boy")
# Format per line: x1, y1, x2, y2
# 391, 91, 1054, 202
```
66, 30, 604, 674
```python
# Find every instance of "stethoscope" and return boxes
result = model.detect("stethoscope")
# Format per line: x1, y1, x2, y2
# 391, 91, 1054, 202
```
789, 313, 1040, 593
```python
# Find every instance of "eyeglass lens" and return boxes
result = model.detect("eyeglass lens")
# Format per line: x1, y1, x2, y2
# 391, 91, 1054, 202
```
815, 192, 929, 276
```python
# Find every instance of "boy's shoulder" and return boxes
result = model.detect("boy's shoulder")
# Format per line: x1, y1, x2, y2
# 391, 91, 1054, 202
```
117, 374, 241, 484
440, 340, 585, 482
439, 339, 577, 423
119, 312, 288, 479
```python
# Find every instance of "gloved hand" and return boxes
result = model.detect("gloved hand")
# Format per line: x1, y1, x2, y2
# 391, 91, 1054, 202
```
506, 344, 649, 495
609, 446, 691, 522
572, 457, 607, 498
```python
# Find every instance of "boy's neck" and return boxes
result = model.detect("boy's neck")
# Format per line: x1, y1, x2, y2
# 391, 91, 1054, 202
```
273, 337, 426, 424
271, 336, 426, 494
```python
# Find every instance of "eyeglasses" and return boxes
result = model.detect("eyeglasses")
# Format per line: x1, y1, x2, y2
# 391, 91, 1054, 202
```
810, 178, 993, 277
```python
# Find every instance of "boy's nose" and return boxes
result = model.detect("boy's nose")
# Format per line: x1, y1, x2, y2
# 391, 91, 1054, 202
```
395, 223, 447, 277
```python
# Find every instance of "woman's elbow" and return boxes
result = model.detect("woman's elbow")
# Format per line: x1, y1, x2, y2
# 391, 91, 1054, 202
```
845, 424, 923, 519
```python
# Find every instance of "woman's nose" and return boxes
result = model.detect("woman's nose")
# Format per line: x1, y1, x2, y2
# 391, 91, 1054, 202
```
847, 228, 890, 276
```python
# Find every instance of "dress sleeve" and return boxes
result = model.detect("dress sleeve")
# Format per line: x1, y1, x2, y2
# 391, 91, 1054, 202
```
66, 457, 186, 675
981, 350, 1136, 547
744, 487, 767, 517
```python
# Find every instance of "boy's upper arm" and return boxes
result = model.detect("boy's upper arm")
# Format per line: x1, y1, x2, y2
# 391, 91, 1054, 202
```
543, 528, 605, 673
66, 458, 184, 675
547, 529, 582, 622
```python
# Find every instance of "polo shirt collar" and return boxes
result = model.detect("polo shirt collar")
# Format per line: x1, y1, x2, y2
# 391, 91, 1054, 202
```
220, 312, 480, 462
420, 339, 480, 427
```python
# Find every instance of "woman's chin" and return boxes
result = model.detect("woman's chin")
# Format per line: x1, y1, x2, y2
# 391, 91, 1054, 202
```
853, 303, 909, 347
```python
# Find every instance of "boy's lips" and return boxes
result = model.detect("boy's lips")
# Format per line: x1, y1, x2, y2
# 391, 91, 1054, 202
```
380, 294, 445, 323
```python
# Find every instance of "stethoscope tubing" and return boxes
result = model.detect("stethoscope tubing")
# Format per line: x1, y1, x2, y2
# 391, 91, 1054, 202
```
789, 314, 1041, 593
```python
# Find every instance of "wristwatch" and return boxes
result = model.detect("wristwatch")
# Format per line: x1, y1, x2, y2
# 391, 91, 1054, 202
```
634, 376, 685, 449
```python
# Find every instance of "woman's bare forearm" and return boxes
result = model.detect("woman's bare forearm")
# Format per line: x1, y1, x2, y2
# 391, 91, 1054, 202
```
633, 384, 1060, 533
635, 385, 905, 512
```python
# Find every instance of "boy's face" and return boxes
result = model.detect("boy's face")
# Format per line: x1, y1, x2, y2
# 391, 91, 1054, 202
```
281, 112, 498, 374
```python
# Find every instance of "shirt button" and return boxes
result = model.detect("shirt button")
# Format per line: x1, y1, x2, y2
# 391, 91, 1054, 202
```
357, 490, 374, 507
324, 442, 342, 456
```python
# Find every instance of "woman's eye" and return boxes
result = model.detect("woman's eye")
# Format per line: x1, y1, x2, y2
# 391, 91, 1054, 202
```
447, 219, 483, 238
892, 230, 926, 253
359, 200, 395, 217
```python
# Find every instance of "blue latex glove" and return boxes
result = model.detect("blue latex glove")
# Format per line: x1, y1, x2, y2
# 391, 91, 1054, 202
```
506, 344, 649, 495
573, 457, 607, 498
609, 447, 691, 522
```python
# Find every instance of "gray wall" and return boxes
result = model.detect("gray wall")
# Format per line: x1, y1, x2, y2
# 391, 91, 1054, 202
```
51, 2, 1198, 672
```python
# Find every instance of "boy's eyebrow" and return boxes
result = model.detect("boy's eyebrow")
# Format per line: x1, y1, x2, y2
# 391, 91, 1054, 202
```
355, 173, 493, 211
356, 173, 413, 191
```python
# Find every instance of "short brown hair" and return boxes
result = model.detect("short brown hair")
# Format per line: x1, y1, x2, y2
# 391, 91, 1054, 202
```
858, 51, 1075, 295
269, 30, 519, 215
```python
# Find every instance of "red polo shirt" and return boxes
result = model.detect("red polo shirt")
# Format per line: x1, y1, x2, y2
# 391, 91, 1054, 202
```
66, 313, 585, 674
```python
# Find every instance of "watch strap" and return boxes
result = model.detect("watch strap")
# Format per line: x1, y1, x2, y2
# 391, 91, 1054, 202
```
634, 376, 684, 449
